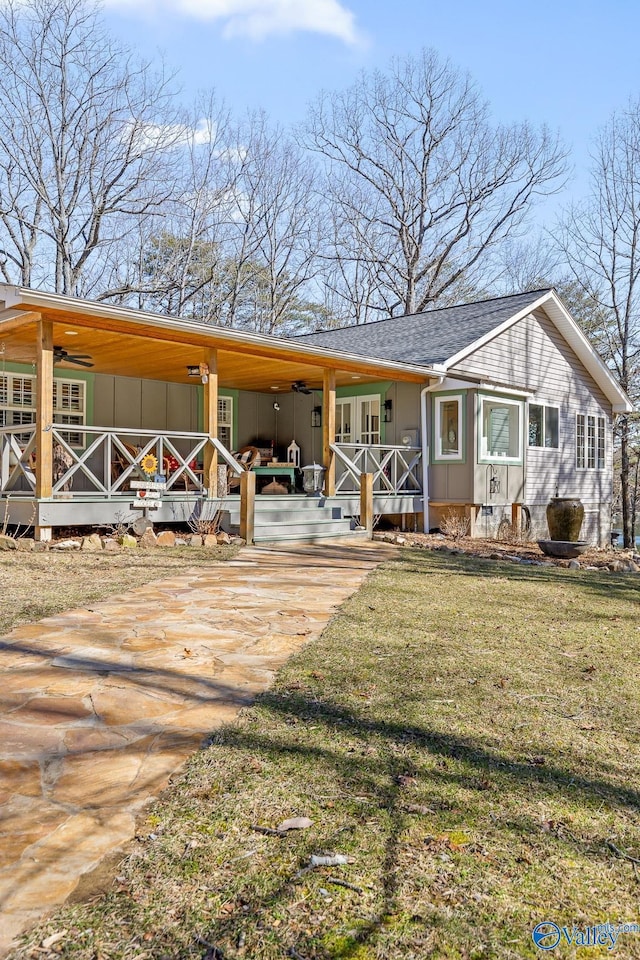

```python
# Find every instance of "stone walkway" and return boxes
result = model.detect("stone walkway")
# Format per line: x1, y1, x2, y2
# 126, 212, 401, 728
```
0, 539, 392, 956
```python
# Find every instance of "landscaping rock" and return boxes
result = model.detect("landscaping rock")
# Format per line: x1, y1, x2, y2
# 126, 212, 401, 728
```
203, 533, 218, 548
51, 539, 81, 551
175, 537, 188, 546
102, 538, 120, 551
32, 540, 48, 552
16, 538, 34, 552
157, 530, 176, 547
81, 533, 102, 551
188, 534, 203, 547
119, 533, 137, 549
139, 527, 158, 549
231, 536, 246, 545
0, 534, 17, 550
568, 559, 581, 570
216, 531, 232, 545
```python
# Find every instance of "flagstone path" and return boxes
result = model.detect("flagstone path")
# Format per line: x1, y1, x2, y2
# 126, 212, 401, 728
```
0, 538, 392, 957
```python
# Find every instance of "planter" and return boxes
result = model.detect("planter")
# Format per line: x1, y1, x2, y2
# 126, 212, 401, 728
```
537, 539, 589, 559
546, 496, 584, 542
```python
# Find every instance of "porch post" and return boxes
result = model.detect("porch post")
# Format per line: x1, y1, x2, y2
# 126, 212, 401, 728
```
360, 472, 374, 538
35, 319, 53, 541
322, 367, 336, 496
240, 470, 255, 545
203, 348, 218, 497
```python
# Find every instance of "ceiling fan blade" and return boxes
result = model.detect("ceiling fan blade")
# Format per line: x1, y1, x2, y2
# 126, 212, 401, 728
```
65, 357, 94, 367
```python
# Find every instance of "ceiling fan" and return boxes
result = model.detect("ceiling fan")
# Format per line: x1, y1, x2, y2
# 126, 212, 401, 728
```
291, 380, 312, 394
53, 345, 94, 368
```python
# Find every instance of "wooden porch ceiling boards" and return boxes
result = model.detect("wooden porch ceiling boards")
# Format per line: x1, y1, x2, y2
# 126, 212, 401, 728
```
0, 307, 429, 391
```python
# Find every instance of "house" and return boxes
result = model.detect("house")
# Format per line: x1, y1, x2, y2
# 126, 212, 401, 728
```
0, 285, 631, 544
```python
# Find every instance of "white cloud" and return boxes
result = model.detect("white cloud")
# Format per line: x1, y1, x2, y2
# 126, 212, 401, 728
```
103, 0, 361, 46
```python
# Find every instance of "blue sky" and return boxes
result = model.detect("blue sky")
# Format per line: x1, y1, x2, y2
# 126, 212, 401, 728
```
102, 0, 640, 224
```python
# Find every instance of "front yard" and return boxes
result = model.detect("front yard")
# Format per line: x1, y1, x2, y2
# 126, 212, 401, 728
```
8, 548, 640, 959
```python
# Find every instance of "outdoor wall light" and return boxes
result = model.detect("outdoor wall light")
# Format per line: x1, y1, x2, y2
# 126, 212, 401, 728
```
187, 363, 209, 384
383, 398, 393, 422
311, 406, 322, 428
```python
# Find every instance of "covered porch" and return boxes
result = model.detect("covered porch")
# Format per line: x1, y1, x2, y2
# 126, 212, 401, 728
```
0, 287, 432, 541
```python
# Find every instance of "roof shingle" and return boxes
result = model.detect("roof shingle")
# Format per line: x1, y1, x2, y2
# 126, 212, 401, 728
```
294, 289, 552, 366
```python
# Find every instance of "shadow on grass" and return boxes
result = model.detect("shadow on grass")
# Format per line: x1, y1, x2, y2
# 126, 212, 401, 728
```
191, 677, 640, 959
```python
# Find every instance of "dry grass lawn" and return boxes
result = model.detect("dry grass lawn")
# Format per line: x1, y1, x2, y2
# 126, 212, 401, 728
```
0, 545, 237, 636
7, 547, 640, 960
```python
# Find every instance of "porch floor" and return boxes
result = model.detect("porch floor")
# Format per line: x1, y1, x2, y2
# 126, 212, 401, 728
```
0, 538, 394, 955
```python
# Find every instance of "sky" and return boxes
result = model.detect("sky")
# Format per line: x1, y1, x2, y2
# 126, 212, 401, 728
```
101, 0, 640, 227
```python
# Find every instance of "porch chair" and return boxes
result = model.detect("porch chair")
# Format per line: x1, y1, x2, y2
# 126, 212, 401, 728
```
227, 446, 261, 491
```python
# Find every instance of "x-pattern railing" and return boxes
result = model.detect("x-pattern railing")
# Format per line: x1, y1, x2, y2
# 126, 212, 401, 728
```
331, 443, 422, 494
0, 425, 243, 496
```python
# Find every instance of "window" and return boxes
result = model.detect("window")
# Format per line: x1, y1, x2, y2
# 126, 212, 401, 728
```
528, 403, 559, 448
479, 396, 522, 462
577, 413, 605, 470
433, 394, 463, 461
218, 395, 233, 449
0, 373, 86, 446
335, 395, 380, 445
335, 398, 353, 443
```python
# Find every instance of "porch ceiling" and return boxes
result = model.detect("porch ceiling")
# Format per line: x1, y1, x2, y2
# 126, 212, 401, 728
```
0, 306, 430, 391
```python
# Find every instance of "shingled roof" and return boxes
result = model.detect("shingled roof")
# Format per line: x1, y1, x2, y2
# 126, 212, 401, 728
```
294, 289, 553, 366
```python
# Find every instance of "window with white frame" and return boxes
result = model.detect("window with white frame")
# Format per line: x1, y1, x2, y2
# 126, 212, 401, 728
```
0, 372, 86, 446
335, 395, 380, 444
576, 413, 605, 470
480, 396, 523, 462
433, 394, 463, 460
528, 403, 559, 448
335, 398, 353, 443
218, 395, 233, 449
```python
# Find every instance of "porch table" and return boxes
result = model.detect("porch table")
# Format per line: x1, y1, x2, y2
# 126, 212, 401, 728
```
252, 463, 296, 484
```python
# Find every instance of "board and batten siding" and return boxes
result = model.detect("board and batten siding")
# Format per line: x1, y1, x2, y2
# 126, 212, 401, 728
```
451, 308, 613, 540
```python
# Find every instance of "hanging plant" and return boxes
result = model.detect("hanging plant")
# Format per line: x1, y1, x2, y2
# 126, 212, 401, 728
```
140, 453, 158, 477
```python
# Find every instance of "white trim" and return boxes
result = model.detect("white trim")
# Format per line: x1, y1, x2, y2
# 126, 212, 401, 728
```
443, 289, 632, 412
433, 394, 463, 461
478, 394, 523, 464
0, 284, 439, 383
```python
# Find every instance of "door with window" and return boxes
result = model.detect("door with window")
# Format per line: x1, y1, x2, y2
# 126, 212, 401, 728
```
335, 395, 381, 445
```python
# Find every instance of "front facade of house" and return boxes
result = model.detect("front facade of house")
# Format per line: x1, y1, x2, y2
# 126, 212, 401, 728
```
0, 285, 631, 544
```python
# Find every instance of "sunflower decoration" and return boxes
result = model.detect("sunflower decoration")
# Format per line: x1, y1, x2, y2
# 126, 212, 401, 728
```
140, 453, 158, 478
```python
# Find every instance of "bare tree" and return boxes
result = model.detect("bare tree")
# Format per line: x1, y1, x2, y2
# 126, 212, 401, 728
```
304, 49, 567, 318
0, 0, 181, 295
560, 102, 640, 547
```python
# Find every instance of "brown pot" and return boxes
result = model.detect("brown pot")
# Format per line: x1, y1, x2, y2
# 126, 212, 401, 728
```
546, 497, 584, 542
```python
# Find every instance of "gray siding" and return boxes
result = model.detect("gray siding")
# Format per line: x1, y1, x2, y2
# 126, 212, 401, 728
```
452, 309, 614, 523
94, 375, 199, 431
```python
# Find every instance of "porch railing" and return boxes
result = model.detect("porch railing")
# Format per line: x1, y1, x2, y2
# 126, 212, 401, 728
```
0, 425, 243, 496
331, 443, 422, 494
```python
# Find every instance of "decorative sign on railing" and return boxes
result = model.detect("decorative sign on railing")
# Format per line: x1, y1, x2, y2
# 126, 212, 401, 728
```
0, 425, 243, 497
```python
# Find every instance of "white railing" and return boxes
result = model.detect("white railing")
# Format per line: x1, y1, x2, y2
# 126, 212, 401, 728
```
0, 424, 36, 493
0, 425, 243, 497
331, 443, 422, 494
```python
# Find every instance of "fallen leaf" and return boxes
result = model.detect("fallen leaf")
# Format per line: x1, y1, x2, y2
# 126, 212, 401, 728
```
42, 932, 67, 950
277, 816, 313, 832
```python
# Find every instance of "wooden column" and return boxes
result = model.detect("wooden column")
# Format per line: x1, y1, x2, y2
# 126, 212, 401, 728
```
322, 367, 336, 496
35, 319, 53, 541
240, 470, 255, 545
511, 502, 522, 537
203, 348, 218, 498
360, 472, 374, 539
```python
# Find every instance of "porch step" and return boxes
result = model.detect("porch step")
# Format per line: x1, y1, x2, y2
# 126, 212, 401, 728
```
252, 517, 356, 543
